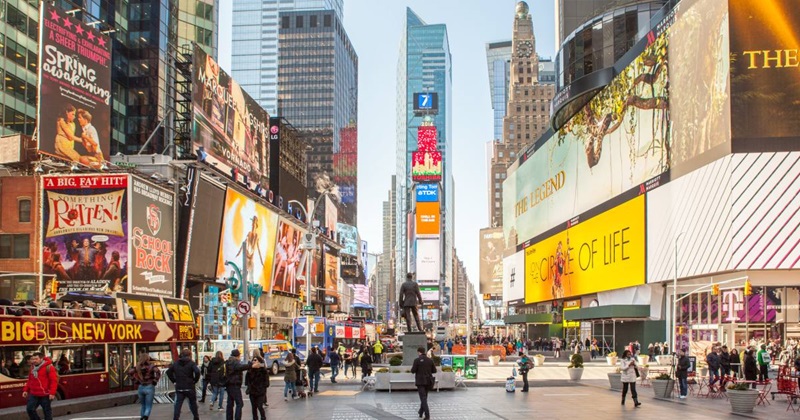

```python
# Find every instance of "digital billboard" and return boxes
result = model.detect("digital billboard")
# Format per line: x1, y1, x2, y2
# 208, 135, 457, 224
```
217, 188, 279, 290
192, 46, 270, 183
323, 249, 339, 302
352, 284, 370, 305
185, 174, 226, 279
37, 4, 112, 166
416, 126, 437, 151
413, 93, 439, 112
42, 175, 128, 297
336, 223, 359, 256
524, 195, 645, 303
503, 251, 525, 305
415, 183, 439, 203
415, 202, 440, 236
130, 177, 175, 298
479, 227, 504, 295
270, 218, 306, 296
416, 239, 440, 284
333, 124, 357, 205
422, 308, 439, 321
412, 151, 442, 182
420, 286, 440, 302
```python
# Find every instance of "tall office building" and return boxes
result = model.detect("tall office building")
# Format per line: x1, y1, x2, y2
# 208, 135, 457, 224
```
489, 2, 555, 228
277, 8, 357, 225
395, 8, 453, 316
376, 175, 397, 322
231, 0, 342, 115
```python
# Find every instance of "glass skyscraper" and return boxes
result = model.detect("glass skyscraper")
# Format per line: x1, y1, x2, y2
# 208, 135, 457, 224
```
395, 8, 453, 318
231, 0, 343, 115
486, 41, 512, 142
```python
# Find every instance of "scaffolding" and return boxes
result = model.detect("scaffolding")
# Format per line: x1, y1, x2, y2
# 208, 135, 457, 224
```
173, 44, 194, 158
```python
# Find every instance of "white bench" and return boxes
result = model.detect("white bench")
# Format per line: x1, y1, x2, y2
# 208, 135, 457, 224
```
389, 378, 439, 393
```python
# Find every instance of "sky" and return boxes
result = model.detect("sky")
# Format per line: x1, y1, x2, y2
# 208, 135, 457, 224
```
219, 0, 557, 290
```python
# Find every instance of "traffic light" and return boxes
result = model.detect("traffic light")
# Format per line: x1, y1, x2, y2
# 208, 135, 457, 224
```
248, 317, 257, 329
744, 280, 752, 296
711, 284, 720, 296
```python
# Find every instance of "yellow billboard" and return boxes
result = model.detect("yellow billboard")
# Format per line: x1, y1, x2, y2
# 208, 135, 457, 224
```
524, 195, 645, 304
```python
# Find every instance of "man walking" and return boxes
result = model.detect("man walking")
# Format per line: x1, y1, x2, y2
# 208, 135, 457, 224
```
328, 346, 341, 383
372, 340, 384, 364
411, 347, 436, 420
23, 352, 57, 420
166, 349, 200, 420
224, 349, 260, 420
706, 346, 721, 390
306, 347, 323, 394
757, 344, 771, 382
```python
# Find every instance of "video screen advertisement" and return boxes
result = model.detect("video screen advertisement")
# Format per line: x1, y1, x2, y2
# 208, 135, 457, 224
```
184, 173, 226, 280
42, 175, 128, 297
192, 45, 270, 183
415, 202, 440, 236
524, 195, 646, 304
37, 3, 111, 167
270, 218, 307, 296
336, 223, 359, 256
479, 227, 504, 295
216, 188, 279, 291
416, 239, 440, 285
411, 151, 442, 182
322, 247, 339, 304
503, 250, 525, 306
130, 177, 175, 297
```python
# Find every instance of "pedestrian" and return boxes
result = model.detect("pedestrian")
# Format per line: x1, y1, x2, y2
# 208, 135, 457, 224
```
676, 349, 690, 399
706, 346, 721, 390
720, 345, 731, 377
127, 353, 160, 420
206, 351, 226, 411
283, 353, 298, 401
23, 352, 58, 420
306, 347, 323, 394
328, 346, 340, 383
337, 342, 346, 369
372, 340, 384, 364
198, 355, 210, 403
794, 352, 800, 390
757, 344, 771, 382
517, 353, 533, 392
744, 348, 758, 388
446, 339, 454, 355
225, 349, 260, 420
411, 347, 436, 420
165, 348, 201, 420
344, 348, 354, 379
360, 347, 373, 381
245, 352, 269, 420
620, 350, 641, 407
730, 348, 740, 378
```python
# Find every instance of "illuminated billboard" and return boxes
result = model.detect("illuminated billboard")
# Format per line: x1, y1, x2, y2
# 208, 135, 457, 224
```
416, 239, 439, 284
333, 124, 357, 205
270, 218, 307, 296
415, 202, 440, 236
413, 93, 439, 112
130, 177, 175, 298
412, 151, 442, 182
422, 308, 439, 321
417, 126, 437, 151
503, 250, 525, 305
420, 286, 440, 302
415, 183, 439, 203
524, 195, 645, 303
192, 46, 270, 183
479, 227, 504, 295
336, 223, 359, 256
323, 250, 339, 302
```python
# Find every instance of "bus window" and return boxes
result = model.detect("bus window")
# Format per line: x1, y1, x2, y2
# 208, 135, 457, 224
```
126, 300, 143, 320
166, 303, 179, 321
137, 344, 173, 367
50, 346, 82, 375
0, 347, 38, 379
85, 346, 106, 372
152, 302, 164, 320
177, 304, 193, 322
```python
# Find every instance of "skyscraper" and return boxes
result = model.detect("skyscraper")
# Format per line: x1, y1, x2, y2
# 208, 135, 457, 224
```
277, 8, 358, 225
231, 0, 343, 115
376, 175, 397, 322
395, 8, 453, 317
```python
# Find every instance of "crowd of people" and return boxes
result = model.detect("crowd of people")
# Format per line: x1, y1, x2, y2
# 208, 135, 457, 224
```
0, 299, 117, 319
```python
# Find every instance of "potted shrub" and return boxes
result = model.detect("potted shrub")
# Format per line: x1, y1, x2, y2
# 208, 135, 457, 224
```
436, 366, 456, 389
606, 351, 618, 366
389, 356, 403, 366
727, 382, 759, 413
568, 353, 584, 381
652, 373, 674, 399
607, 367, 623, 391
488, 354, 501, 365
375, 367, 390, 389
533, 354, 545, 367
637, 355, 650, 366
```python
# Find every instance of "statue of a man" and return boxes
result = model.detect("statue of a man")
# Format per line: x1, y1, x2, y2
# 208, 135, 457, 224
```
398, 272, 424, 332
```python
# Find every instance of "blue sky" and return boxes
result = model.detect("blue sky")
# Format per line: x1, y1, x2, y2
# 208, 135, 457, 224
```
219, 0, 557, 289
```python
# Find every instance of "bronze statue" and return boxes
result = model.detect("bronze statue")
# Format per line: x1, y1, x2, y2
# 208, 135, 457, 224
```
398, 273, 424, 332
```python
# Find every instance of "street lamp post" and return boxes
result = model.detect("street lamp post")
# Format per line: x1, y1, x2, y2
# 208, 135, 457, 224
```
289, 199, 316, 360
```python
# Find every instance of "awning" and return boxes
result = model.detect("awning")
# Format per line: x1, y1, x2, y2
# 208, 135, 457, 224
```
503, 313, 554, 324
563, 305, 650, 321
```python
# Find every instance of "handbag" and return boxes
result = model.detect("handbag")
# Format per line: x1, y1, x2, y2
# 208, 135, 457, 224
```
512, 367, 518, 377
634, 366, 640, 378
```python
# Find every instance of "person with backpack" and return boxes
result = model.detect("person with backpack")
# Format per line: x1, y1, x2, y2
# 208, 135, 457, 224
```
328, 346, 340, 383
166, 348, 200, 420
245, 353, 269, 420
198, 355, 210, 403
757, 344, 771, 382
517, 353, 533, 392
23, 352, 58, 420
224, 349, 260, 420
127, 353, 161, 420
206, 351, 226, 411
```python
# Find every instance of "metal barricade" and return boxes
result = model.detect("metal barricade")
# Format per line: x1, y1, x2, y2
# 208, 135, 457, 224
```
154, 368, 174, 404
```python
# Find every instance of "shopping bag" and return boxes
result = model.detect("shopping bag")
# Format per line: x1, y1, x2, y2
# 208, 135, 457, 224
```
512, 367, 517, 377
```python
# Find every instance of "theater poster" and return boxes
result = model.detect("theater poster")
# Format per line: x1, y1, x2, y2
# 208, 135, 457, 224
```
130, 177, 175, 298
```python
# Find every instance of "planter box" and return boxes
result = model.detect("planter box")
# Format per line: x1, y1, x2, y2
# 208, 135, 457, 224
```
652, 379, 674, 398
607, 356, 618, 366
533, 356, 545, 367
637, 355, 650, 366
608, 373, 623, 391
656, 355, 674, 366
568, 367, 584, 381
374, 372, 416, 391
728, 389, 759, 413
488, 356, 501, 366
435, 371, 456, 389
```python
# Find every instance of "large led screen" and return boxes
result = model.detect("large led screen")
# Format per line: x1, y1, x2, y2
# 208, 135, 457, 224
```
502, 250, 525, 305
479, 227, 504, 295
270, 218, 306, 296
415, 202, 440, 236
185, 175, 226, 278
416, 239, 440, 284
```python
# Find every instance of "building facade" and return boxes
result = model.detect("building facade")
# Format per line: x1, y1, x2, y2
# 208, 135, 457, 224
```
375, 175, 396, 323
231, 0, 342, 115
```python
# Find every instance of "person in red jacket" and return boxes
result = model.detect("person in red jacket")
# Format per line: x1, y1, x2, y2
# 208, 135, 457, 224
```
23, 352, 58, 420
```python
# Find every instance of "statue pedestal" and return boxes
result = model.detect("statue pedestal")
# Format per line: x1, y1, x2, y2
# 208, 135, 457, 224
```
400, 332, 427, 366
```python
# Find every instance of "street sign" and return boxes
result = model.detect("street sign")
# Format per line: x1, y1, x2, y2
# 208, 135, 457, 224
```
237, 300, 251, 315
301, 309, 317, 316
303, 305, 314, 311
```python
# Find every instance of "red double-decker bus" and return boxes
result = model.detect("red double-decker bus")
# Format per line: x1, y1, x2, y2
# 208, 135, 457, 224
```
0, 292, 196, 408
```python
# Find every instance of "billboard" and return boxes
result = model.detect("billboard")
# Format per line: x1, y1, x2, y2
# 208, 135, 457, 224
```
413, 93, 439, 112
130, 178, 174, 297
42, 175, 128, 297
420, 286, 440, 302
416, 126, 437, 151
415, 202, 440, 236
333, 125, 357, 205
37, 4, 112, 166
216, 188, 279, 290
503, 31, 669, 246
192, 46, 270, 183
412, 151, 442, 182
416, 239, 440, 284
479, 227, 504, 295
270, 218, 306, 295
415, 183, 439, 203
323, 250, 339, 302
185, 174, 226, 279
422, 308, 439, 321
336, 223, 359, 256
524, 195, 645, 303
352, 284, 370, 305
503, 251, 525, 305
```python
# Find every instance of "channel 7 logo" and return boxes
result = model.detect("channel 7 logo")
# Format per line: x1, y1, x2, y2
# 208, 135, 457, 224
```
414, 92, 438, 111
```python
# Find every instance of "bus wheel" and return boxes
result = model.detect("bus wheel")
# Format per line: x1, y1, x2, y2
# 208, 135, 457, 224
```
272, 362, 279, 376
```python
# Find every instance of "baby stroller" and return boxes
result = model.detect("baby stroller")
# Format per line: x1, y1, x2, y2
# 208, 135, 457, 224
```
296, 366, 310, 398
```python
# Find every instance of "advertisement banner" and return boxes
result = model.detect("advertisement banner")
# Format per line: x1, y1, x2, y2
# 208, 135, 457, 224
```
0, 317, 194, 345
422, 308, 439, 321
503, 250, 525, 305
412, 151, 442, 182
417, 125, 437, 151
37, 4, 112, 166
333, 125, 357, 205
217, 188, 279, 290
336, 223, 359, 256
416, 239, 440, 284
524, 195, 645, 304
323, 250, 339, 301
42, 175, 128, 297
270, 219, 306, 296
352, 284, 370, 305
503, 32, 669, 246
479, 227, 504, 295
420, 286, 440, 302
415, 183, 439, 203
415, 202, 440, 236
192, 46, 270, 183
130, 178, 174, 297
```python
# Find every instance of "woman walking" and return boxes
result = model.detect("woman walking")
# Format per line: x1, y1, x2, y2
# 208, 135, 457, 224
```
127, 354, 161, 420
199, 355, 210, 403
620, 350, 642, 407
744, 348, 759, 389
283, 353, 298, 401
246, 352, 269, 420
